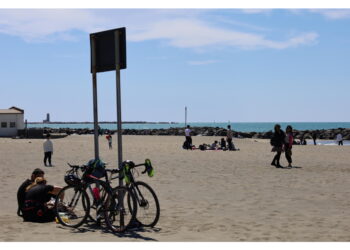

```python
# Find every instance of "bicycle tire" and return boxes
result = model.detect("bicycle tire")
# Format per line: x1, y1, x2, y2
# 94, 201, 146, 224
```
54, 185, 90, 228
85, 180, 108, 223
104, 186, 137, 233
129, 181, 160, 227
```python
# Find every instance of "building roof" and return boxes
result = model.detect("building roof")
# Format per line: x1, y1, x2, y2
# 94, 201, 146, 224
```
0, 107, 24, 114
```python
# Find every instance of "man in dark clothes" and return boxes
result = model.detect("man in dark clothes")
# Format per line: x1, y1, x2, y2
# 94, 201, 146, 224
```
17, 168, 45, 217
23, 177, 61, 222
270, 124, 286, 168
312, 132, 317, 145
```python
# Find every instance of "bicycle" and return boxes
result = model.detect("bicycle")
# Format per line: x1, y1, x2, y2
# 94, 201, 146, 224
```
54, 162, 137, 232
121, 159, 160, 227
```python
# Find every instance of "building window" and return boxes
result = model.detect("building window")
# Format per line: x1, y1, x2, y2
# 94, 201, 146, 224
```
10, 122, 16, 128
1, 122, 7, 128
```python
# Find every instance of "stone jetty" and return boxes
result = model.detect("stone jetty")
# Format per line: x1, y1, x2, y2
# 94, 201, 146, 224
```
24, 127, 350, 140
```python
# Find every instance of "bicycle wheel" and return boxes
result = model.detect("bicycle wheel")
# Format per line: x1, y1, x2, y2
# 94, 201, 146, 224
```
85, 181, 108, 223
104, 186, 137, 233
130, 181, 160, 227
54, 185, 90, 228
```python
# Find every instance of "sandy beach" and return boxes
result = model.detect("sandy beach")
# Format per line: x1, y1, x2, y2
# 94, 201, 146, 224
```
1, 134, 350, 241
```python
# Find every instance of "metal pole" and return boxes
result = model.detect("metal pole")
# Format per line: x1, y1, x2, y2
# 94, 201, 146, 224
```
91, 36, 99, 159
25, 119, 27, 138
115, 31, 123, 187
185, 106, 187, 127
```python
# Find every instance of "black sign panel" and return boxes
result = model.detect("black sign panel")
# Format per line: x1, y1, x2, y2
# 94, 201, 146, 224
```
90, 27, 126, 73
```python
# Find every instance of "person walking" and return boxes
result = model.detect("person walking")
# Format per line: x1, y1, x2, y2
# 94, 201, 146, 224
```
43, 134, 53, 167
226, 125, 236, 151
312, 132, 317, 145
284, 125, 294, 168
106, 133, 112, 149
184, 125, 192, 150
336, 133, 343, 146
270, 124, 285, 168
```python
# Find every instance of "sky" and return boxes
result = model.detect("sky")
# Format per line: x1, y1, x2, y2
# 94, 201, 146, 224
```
1, 8, 350, 122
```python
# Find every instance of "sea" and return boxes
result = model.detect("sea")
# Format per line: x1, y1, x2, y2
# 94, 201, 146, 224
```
27, 122, 350, 145
28, 122, 350, 133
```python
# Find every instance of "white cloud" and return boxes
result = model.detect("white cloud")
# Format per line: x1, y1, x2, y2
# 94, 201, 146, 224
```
0, 9, 318, 50
0, 9, 107, 42
310, 9, 350, 19
241, 9, 272, 14
129, 18, 318, 50
187, 60, 219, 65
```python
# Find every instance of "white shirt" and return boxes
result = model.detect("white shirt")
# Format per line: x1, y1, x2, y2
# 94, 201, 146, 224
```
336, 134, 343, 142
43, 139, 53, 152
185, 128, 191, 137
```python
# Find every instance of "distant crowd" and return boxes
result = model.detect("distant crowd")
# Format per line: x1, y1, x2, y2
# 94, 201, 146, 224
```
183, 125, 238, 151
182, 123, 346, 169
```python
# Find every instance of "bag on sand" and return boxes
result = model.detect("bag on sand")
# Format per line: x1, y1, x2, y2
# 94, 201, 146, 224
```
182, 141, 190, 149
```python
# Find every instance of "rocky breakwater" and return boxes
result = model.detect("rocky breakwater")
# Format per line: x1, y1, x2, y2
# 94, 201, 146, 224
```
37, 127, 350, 140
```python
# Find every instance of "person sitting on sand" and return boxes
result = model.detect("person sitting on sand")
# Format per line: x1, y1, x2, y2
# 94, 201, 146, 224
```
17, 168, 45, 217
210, 141, 218, 150
22, 177, 62, 223
270, 124, 285, 168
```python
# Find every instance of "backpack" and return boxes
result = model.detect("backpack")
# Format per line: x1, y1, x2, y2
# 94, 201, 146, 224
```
182, 141, 190, 149
85, 159, 106, 179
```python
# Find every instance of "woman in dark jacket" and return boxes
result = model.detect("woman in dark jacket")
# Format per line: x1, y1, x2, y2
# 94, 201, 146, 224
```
270, 124, 285, 168
284, 125, 294, 168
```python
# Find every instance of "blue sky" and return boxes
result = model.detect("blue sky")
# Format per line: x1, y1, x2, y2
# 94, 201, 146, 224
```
0, 9, 350, 122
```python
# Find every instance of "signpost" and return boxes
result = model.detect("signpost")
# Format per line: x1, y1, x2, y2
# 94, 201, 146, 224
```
90, 27, 126, 187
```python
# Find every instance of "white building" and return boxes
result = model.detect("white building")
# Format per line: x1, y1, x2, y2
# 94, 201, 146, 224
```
0, 107, 25, 137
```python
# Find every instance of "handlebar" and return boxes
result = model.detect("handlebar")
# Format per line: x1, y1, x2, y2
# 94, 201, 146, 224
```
67, 163, 87, 170
123, 159, 154, 177
67, 159, 154, 178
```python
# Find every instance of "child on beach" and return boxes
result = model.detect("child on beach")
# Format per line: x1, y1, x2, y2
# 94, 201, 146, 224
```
106, 134, 112, 149
284, 125, 294, 168
336, 133, 343, 146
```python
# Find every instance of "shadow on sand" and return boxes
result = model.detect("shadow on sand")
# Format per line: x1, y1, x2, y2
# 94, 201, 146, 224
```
56, 220, 160, 241
273, 165, 303, 169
